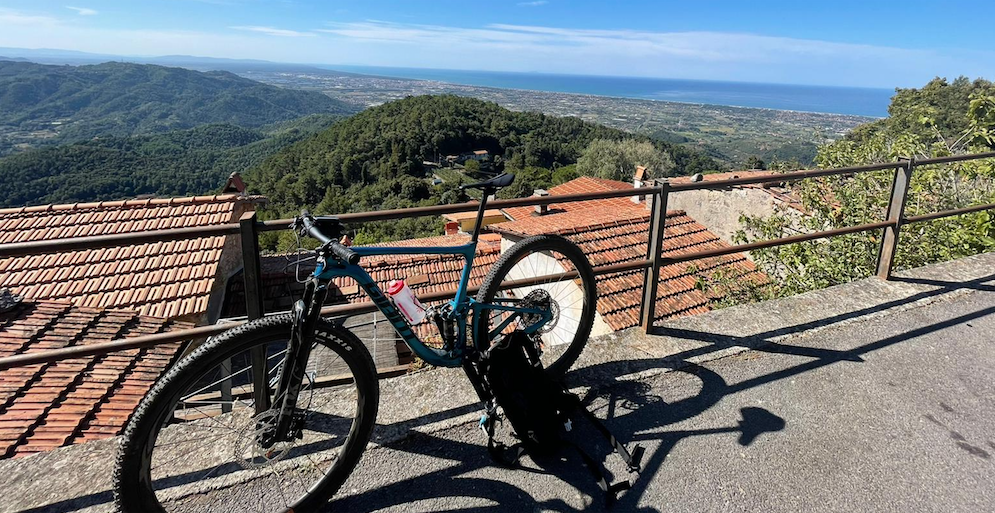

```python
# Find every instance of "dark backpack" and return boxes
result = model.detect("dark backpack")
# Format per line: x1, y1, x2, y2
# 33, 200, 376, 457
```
478, 330, 644, 505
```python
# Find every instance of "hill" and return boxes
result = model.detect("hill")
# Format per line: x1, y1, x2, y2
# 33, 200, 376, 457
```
0, 115, 343, 207
0, 60, 357, 154
248, 95, 722, 247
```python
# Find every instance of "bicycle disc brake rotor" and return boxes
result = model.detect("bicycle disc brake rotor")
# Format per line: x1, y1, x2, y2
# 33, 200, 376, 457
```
519, 289, 559, 334
233, 409, 295, 469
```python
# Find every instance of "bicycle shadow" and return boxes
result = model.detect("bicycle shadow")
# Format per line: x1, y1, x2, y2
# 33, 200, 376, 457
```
325, 362, 786, 512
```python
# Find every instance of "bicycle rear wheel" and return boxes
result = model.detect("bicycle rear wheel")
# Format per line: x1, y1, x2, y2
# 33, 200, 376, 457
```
114, 314, 378, 513
475, 234, 597, 378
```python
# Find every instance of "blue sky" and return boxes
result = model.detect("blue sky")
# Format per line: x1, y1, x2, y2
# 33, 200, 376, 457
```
0, 0, 992, 88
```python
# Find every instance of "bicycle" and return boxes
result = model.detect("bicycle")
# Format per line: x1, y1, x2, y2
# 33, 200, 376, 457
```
113, 173, 598, 512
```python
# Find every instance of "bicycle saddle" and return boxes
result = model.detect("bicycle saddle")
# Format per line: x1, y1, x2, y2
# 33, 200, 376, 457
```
460, 173, 515, 191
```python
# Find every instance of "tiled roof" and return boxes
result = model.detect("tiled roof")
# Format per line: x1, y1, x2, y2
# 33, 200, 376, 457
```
0, 299, 191, 458
491, 204, 766, 330
501, 176, 640, 221
0, 195, 263, 319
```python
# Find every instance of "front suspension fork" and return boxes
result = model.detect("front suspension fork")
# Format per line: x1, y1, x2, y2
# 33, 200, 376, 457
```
263, 278, 328, 446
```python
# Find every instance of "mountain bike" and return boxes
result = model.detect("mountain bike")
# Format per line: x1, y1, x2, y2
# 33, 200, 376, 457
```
114, 173, 598, 512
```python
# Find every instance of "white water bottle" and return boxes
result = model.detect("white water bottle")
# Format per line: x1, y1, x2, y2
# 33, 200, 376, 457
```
385, 280, 426, 324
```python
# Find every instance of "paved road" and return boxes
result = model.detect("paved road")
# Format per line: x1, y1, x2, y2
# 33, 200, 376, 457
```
326, 287, 995, 512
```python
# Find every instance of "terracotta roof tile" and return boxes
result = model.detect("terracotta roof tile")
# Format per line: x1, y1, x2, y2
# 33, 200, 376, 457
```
0, 195, 263, 318
502, 176, 641, 221
491, 203, 765, 331
0, 299, 191, 459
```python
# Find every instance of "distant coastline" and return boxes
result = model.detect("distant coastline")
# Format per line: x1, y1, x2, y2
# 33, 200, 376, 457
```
326, 65, 893, 118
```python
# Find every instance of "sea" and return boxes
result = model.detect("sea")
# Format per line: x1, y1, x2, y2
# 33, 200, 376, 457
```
329, 65, 893, 118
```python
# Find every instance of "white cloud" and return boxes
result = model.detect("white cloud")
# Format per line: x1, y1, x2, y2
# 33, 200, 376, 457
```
517, 1, 548, 6
229, 25, 315, 37
0, 8, 62, 26
65, 6, 98, 16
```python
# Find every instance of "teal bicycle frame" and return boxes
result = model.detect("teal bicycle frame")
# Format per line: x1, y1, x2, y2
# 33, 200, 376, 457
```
309, 212, 550, 368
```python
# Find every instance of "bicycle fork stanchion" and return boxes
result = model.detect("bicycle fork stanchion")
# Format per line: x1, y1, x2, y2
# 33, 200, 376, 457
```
640, 181, 669, 333
240, 211, 271, 413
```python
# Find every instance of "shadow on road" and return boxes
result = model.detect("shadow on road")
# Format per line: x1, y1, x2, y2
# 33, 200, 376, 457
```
328, 363, 786, 512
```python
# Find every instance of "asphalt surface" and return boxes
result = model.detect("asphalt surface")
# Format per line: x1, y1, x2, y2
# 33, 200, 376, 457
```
325, 286, 995, 512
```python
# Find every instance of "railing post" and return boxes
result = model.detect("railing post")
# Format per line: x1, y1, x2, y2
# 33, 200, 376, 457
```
640, 180, 669, 333
876, 158, 914, 280
239, 211, 271, 412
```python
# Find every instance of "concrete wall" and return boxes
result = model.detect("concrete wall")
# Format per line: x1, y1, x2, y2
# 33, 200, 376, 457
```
667, 188, 782, 245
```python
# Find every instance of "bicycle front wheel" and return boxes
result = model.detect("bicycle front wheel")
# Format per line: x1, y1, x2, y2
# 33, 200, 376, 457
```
114, 314, 379, 513
475, 234, 597, 378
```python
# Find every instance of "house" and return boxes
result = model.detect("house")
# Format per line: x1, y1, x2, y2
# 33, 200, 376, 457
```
222, 176, 765, 366
501, 175, 646, 220
0, 191, 264, 458
441, 209, 508, 234
490, 180, 765, 332
0, 296, 192, 458
0, 193, 266, 323
456, 149, 490, 164
666, 170, 802, 244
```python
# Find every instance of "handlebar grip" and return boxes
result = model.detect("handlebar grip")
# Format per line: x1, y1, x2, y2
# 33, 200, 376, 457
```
328, 240, 360, 265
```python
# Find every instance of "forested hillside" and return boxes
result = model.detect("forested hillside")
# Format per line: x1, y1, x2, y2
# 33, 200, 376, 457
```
250, 95, 719, 211
248, 95, 722, 247
0, 115, 342, 207
0, 60, 356, 154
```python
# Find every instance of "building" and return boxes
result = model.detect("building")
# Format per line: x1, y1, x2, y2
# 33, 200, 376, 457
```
0, 297, 192, 458
492, 176, 765, 332
0, 193, 265, 323
441, 209, 508, 234
666, 171, 802, 244
0, 190, 264, 458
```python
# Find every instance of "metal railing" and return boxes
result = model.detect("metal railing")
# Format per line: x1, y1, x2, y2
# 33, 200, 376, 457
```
1, 151, 994, 372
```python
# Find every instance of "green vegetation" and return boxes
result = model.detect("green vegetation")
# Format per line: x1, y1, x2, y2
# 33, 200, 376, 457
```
249, 95, 722, 249
0, 115, 343, 207
575, 139, 674, 181
0, 60, 356, 155
730, 77, 995, 299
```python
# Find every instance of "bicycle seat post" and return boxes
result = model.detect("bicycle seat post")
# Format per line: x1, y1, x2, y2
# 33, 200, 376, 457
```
470, 188, 493, 243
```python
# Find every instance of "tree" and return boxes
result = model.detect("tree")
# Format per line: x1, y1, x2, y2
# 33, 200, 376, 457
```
575, 139, 675, 181
463, 159, 481, 174
745, 156, 767, 170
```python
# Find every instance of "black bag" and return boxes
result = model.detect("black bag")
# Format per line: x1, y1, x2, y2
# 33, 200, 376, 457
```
478, 330, 644, 504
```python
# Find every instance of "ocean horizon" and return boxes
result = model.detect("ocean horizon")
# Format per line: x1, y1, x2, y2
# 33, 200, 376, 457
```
328, 65, 893, 118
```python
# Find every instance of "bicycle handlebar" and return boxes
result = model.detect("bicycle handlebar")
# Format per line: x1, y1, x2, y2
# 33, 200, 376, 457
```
297, 211, 360, 265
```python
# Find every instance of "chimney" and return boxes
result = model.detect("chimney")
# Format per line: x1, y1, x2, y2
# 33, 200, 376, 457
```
445, 221, 460, 235
632, 166, 650, 204
533, 189, 550, 215
223, 172, 247, 195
